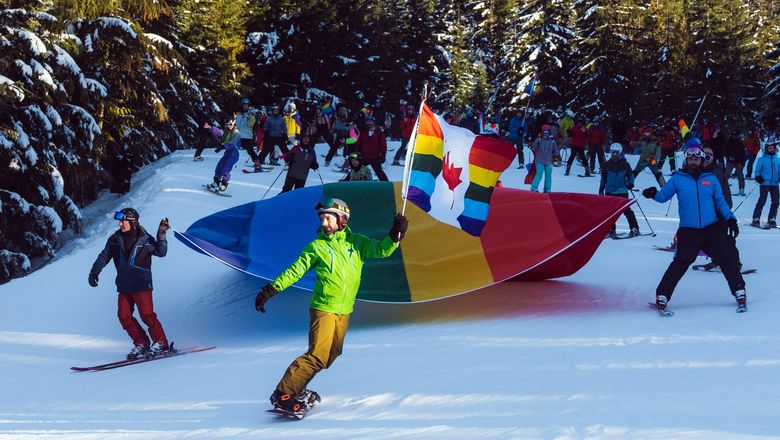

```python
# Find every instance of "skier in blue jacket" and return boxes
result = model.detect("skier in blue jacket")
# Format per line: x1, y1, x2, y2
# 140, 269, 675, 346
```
751, 141, 780, 228
642, 142, 746, 312
600, 143, 639, 237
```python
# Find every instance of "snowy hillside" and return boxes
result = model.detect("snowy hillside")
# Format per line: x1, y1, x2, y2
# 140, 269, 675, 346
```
1, 143, 779, 439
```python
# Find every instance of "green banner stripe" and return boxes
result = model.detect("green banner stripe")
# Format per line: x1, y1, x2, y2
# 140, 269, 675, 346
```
323, 181, 412, 303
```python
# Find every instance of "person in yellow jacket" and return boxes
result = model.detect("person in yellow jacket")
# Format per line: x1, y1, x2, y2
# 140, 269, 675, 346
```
255, 198, 408, 416
284, 102, 301, 146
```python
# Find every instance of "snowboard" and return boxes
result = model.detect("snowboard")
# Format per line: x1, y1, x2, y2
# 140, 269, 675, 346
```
692, 265, 757, 275
653, 244, 676, 252
202, 184, 232, 197
71, 345, 216, 372
746, 222, 771, 230
266, 391, 321, 420
577, 174, 595, 178
648, 302, 674, 317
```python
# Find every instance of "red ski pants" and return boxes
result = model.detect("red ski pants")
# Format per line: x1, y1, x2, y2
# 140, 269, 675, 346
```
117, 290, 167, 348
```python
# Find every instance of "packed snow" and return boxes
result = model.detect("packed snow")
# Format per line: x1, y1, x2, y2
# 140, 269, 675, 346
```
1, 143, 779, 439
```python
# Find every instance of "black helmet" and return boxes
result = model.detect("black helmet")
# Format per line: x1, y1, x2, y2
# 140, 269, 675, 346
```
348, 151, 361, 161
315, 198, 350, 228
114, 207, 139, 228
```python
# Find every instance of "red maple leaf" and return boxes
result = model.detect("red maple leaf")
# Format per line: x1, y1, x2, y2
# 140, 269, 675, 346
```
442, 151, 463, 209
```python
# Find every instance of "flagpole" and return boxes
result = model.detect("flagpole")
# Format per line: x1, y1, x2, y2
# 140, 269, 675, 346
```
519, 71, 537, 163
400, 81, 429, 217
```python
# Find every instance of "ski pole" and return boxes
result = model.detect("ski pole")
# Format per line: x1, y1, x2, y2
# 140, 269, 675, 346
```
732, 181, 758, 214
665, 198, 673, 217
630, 191, 656, 236
261, 166, 286, 200
316, 168, 325, 186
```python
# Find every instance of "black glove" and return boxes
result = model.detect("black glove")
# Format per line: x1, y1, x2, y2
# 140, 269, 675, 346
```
389, 214, 409, 242
311, 161, 319, 171
642, 187, 658, 199
755, 176, 765, 184
88, 271, 99, 287
158, 217, 170, 237
598, 187, 605, 195
727, 218, 739, 238
255, 283, 278, 313
626, 182, 634, 190
215, 146, 224, 153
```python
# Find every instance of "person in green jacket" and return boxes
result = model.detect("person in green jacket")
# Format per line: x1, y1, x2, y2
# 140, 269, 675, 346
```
255, 198, 409, 415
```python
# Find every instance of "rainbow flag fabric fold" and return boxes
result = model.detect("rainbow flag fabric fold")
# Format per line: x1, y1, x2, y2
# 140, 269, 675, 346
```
404, 103, 516, 236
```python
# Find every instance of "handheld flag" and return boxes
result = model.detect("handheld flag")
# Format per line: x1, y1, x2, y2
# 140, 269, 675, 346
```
403, 103, 516, 236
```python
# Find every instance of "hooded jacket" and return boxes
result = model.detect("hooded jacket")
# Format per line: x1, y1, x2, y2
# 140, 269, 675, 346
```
754, 153, 780, 186
90, 226, 167, 293
271, 226, 398, 314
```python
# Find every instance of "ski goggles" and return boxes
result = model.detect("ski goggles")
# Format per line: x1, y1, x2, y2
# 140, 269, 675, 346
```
684, 146, 705, 158
113, 211, 137, 222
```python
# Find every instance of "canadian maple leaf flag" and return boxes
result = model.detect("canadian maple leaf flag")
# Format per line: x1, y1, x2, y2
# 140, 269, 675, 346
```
403, 103, 516, 236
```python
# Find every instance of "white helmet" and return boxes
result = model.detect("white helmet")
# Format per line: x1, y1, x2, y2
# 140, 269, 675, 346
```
609, 143, 623, 154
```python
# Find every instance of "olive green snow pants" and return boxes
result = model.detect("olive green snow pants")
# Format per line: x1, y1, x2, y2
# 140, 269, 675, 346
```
276, 309, 350, 396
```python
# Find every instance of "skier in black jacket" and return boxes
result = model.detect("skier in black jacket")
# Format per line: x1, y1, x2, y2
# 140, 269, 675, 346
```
280, 134, 320, 193
88, 208, 173, 359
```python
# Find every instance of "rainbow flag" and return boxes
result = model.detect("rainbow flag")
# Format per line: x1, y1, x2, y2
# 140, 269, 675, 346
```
321, 97, 334, 116
403, 103, 517, 236
678, 118, 690, 140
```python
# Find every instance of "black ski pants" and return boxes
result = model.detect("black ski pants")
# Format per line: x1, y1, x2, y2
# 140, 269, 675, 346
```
281, 177, 306, 193
588, 145, 605, 173
657, 148, 676, 173
363, 158, 388, 181
241, 138, 259, 163
259, 136, 289, 164
565, 148, 588, 174
656, 223, 745, 300
607, 193, 639, 232
752, 185, 779, 221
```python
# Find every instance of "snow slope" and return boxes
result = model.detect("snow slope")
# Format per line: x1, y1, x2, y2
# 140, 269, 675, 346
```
1, 145, 779, 440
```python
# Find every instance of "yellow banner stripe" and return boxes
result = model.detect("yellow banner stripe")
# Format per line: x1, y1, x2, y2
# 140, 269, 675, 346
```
392, 183, 494, 301
414, 134, 444, 159
469, 165, 502, 188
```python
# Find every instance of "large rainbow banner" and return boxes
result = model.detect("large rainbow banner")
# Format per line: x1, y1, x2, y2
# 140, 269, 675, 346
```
175, 181, 633, 303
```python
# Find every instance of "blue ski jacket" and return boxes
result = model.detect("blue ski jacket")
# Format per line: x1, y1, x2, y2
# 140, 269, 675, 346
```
754, 154, 780, 186
653, 169, 735, 228
600, 157, 634, 195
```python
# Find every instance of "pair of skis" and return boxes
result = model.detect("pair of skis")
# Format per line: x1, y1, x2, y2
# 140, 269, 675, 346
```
71, 345, 217, 372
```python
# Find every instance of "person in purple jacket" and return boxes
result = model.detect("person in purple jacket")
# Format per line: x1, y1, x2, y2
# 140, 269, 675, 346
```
530, 125, 560, 193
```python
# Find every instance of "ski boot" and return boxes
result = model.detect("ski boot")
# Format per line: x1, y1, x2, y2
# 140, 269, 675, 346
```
769, 219, 777, 229
607, 229, 619, 239
736, 189, 746, 196
629, 228, 640, 237
218, 180, 229, 193
654, 295, 673, 316
194, 156, 203, 161
207, 177, 220, 192
734, 290, 747, 313
146, 341, 174, 358
270, 390, 307, 414
751, 218, 761, 227
127, 344, 149, 360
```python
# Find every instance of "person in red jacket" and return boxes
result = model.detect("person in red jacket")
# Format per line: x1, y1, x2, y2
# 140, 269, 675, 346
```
565, 118, 590, 176
700, 118, 713, 147
658, 119, 679, 173
355, 116, 388, 181
586, 117, 607, 174
392, 105, 417, 166
744, 129, 761, 179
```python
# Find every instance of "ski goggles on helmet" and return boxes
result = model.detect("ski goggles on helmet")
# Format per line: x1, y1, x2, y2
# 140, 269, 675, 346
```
684, 146, 705, 158
113, 210, 138, 222
315, 198, 350, 220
